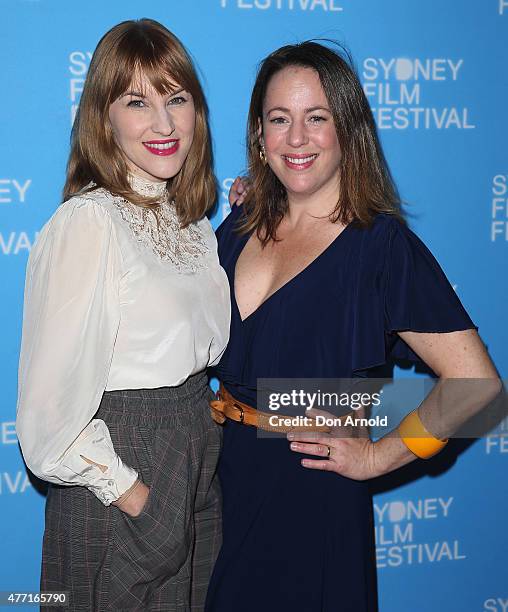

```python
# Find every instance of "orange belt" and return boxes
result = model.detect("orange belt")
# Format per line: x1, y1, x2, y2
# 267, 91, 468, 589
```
209, 384, 332, 433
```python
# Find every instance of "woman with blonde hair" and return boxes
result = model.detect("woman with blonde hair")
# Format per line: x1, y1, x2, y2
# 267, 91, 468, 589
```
16, 19, 229, 610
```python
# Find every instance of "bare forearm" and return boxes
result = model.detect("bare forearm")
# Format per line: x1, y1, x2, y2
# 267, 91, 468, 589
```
373, 376, 502, 477
372, 434, 416, 476
418, 377, 502, 440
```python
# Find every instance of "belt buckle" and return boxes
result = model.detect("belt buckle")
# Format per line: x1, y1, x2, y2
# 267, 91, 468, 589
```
232, 402, 245, 424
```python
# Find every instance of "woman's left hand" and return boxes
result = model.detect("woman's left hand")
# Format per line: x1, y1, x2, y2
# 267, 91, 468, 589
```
287, 408, 381, 481
228, 176, 250, 206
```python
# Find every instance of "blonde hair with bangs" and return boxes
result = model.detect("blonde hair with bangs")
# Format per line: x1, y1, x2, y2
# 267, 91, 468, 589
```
64, 19, 216, 226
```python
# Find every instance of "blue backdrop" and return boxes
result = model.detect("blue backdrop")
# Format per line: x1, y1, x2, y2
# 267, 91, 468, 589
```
1, 1, 507, 610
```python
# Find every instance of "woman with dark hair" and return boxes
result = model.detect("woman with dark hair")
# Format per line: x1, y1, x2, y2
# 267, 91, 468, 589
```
16, 19, 229, 610
205, 42, 499, 611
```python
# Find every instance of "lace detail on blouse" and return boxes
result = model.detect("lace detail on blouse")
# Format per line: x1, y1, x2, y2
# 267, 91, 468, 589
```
107, 174, 210, 272
112, 197, 210, 272
128, 173, 167, 198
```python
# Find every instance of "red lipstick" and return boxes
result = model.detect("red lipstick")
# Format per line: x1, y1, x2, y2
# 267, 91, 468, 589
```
143, 139, 179, 157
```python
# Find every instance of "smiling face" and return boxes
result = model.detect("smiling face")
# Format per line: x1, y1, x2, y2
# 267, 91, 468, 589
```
108, 73, 196, 183
261, 66, 342, 206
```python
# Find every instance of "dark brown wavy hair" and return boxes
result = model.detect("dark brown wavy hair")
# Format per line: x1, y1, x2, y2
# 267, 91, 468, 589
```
241, 41, 402, 244
64, 19, 216, 226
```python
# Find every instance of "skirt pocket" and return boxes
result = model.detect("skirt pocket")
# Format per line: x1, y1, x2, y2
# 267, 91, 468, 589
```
107, 426, 194, 608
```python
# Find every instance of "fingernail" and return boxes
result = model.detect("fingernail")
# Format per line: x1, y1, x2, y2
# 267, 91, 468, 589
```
287, 433, 294, 440
290, 442, 298, 450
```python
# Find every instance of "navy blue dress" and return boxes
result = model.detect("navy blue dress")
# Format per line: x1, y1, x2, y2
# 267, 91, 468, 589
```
205, 207, 474, 612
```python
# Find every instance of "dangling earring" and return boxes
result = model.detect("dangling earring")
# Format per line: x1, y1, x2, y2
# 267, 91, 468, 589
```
259, 144, 267, 166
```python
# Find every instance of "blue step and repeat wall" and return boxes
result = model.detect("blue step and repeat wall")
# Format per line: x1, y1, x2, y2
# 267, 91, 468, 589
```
1, 1, 507, 611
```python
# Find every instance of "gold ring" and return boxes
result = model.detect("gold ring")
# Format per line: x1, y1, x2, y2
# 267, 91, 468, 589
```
326, 445, 331, 458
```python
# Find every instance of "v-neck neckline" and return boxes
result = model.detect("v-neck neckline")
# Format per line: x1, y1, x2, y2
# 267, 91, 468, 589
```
232, 222, 353, 324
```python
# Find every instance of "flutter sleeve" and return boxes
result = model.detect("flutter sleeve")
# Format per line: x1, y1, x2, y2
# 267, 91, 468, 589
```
16, 197, 138, 505
351, 216, 476, 372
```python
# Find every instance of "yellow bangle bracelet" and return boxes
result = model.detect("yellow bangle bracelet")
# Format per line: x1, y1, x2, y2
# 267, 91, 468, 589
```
398, 409, 448, 459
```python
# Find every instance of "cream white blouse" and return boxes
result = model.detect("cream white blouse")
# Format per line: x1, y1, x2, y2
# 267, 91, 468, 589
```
16, 175, 230, 506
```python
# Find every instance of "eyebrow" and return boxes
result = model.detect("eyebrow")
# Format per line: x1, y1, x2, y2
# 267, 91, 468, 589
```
266, 105, 331, 114
121, 88, 185, 99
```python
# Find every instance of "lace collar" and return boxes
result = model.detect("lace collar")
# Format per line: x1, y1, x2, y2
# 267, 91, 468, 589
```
128, 173, 168, 199
111, 175, 210, 272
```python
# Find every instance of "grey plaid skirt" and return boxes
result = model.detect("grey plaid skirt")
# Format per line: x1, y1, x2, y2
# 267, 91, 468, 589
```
41, 372, 222, 612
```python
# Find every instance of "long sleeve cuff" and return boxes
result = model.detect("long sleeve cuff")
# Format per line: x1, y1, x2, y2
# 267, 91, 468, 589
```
60, 419, 139, 506
86, 456, 139, 506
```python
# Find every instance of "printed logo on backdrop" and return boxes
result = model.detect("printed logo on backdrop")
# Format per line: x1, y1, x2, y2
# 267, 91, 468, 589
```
0, 180, 31, 204
500, 0, 508, 15
1, 422, 31, 496
0, 232, 39, 256
483, 597, 508, 611
69, 51, 92, 124
374, 496, 466, 568
485, 415, 508, 455
1, 422, 17, 446
362, 58, 475, 130
220, 178, 236, 221
0, 180, 38, 255
491, 174, 508, 241
0, 471, 31, 495
219, 0, 343, 11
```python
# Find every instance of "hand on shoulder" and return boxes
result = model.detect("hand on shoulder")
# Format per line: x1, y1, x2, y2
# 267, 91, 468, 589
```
228, 176, 250, 207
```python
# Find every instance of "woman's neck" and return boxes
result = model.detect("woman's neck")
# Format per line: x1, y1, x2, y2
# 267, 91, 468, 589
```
127, 173, 167, 198
285, 182, 341, 229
